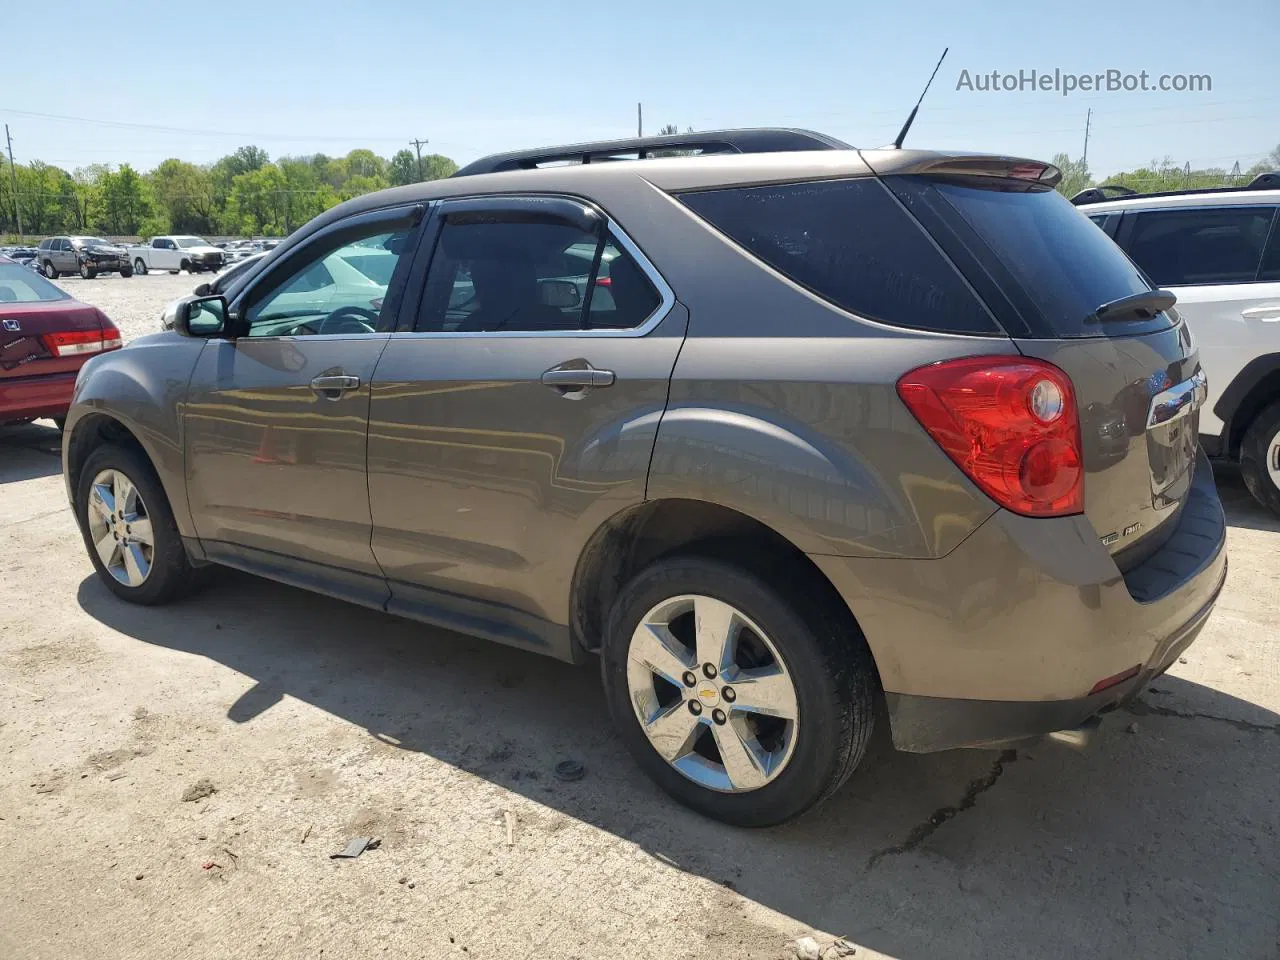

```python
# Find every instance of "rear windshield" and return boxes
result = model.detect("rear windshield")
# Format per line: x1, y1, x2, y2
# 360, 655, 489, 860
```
924, 180, 1169, 338
678, 178, 999, 335
0, 263, 68, 303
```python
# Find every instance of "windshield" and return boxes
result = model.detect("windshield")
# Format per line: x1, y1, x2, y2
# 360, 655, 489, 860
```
175, 237, 211, 248
72, 237, 111, 247
0, 263, 69, 303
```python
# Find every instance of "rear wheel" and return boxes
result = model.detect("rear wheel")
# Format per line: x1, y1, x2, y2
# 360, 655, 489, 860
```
76, 443, 196, 605
133, 258, 147, 276
1240, 399, 1280, 517
601, 555, 875, 826
43, 260, 58, 279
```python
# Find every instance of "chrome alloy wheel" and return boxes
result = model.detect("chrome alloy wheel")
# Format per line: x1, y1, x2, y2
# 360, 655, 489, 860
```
86, 469, 154, 587
626, 594, 800, 793
1267, 428, 1280, 489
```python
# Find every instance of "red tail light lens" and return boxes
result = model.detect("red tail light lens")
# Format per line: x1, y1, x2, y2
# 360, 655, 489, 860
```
897, 355, 1084, 517
43, 318, 122, 357
594, 276, 612, 287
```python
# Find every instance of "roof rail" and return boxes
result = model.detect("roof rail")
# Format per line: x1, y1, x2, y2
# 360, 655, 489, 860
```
452, 128, 851, 177
1071, 173, 1280, 206
1070, 185, 1138, 206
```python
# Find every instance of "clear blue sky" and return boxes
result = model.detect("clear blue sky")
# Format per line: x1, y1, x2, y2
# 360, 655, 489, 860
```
3, 0, 1276, 178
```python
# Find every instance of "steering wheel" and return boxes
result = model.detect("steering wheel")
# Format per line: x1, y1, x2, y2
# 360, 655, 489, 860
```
315, 305, 379, 335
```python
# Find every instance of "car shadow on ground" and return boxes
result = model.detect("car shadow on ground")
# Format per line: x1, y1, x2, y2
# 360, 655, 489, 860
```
0, 421, 63, 483
1211, 461, 1280, 533
74, 488, 1280, 959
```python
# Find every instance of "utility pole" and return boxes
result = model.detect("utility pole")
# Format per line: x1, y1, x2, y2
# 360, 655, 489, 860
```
1081, 108, 1092, 168
637, 103, 642, 138
4, 124, 22, 240
410, 138, 429, 181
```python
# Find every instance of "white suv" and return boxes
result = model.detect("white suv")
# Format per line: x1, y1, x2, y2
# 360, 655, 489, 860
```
1076, 178, 1280, 514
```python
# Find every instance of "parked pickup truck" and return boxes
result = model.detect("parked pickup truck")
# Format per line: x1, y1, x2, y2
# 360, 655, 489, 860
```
128, 236, 225, 276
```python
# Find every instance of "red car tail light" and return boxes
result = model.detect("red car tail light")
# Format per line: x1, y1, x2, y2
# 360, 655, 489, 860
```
43, 317, 123, 357
896, 355, 1084, 517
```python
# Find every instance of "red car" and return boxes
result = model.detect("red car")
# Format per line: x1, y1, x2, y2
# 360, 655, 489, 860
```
0, 256, 122, 429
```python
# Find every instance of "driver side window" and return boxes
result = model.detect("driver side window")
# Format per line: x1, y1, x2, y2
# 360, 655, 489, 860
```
244, 228, 409, 338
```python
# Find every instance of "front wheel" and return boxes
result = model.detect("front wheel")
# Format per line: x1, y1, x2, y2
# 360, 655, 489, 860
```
601, 555, 876, 826
79, 262, 96, 280
1240, 399, 1280, 517
179, 258, 191, 274
120, 268, 133, 278
76, 443, 196, 605
133, 258, 147, 276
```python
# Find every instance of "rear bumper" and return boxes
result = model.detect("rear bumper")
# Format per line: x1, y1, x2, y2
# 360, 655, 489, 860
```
813, 450, 1228, 752
0, 371, 78, 422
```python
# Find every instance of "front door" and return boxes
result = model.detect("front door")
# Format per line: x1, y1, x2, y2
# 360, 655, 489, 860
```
367, 197, 686, 652
1115, 205, 1280, 437
184, 205, 424, 605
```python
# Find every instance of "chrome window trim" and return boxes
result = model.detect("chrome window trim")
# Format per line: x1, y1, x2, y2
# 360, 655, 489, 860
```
400, 209, 676, 340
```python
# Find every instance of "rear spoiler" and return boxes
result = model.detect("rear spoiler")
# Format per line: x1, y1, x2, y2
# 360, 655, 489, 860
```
859, 150, 1062, 187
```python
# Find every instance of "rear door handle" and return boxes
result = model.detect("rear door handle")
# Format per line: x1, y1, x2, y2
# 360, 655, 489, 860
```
310, 374, 361, 398
541, 365, 615, 390
1242, 306, 1280, 321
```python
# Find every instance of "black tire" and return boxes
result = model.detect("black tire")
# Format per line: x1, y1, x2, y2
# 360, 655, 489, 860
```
120, 268, 133, 278
1240, 399, 1280, 517
75, 443, 196, 605
43, 260, 58, 279
169, 269, 180, 275
179, 258, 191, 274
79, 262, 96, 280
133, 258, 147, 276
601, 554, 875, 826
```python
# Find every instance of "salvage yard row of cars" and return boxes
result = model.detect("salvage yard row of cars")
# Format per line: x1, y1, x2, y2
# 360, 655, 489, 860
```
4, 128, 1280, 825
0, 236, 281, 279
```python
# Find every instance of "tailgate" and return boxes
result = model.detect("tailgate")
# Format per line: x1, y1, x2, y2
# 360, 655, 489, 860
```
1016, 325, 1203, 563
879, 172, 1204, 561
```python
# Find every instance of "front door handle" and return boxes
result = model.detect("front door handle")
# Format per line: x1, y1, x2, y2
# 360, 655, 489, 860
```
541, 365, 615, 391
310, 374, 361, 398
1242, 305, 1280, 322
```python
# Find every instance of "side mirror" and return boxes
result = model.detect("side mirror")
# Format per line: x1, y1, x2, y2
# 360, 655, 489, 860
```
164, 295, 229, 337
193, 281, 212, 296
540, 278, 582, 309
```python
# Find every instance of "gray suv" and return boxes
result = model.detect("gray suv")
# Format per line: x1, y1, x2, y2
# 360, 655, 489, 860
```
63, 130, 1227, 825
38, 235, 133, 279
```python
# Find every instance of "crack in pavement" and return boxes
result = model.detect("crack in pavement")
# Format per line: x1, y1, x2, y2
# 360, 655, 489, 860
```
1126, 700, 1279, 733
867, 749, 1017, 868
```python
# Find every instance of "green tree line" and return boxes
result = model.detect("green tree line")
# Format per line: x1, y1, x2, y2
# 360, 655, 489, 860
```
1052, 144, 1279, 199
0, 145, 457, 239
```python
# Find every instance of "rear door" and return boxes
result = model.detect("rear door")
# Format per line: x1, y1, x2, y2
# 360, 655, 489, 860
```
183, 204, 423, 603
885, 175, 1205, 564
367, 196, 686, 650
1112, 204, 1280, 438
54, 239, 75, 273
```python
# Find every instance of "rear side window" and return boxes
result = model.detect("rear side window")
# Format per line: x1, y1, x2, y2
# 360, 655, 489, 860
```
1119, 207, 1275, 286
678, 178, 998, 335
416, 220, 661, 334
1261, 222, 1280, 282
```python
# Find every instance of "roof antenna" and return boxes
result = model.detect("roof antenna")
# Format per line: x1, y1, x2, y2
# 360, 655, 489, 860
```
892, 47, 949, 149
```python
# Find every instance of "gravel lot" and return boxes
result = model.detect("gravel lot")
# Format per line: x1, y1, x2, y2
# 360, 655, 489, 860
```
49, 270, 209, 342
1, 276, 1278, 960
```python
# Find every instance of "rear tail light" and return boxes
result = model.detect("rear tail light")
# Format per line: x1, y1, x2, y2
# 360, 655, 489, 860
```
594, 276, 612, 287
896, 355, 1084, 517
43, 317, 122, 357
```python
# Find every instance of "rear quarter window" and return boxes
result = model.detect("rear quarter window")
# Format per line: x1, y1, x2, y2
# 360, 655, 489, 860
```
677, 178, 998, 335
